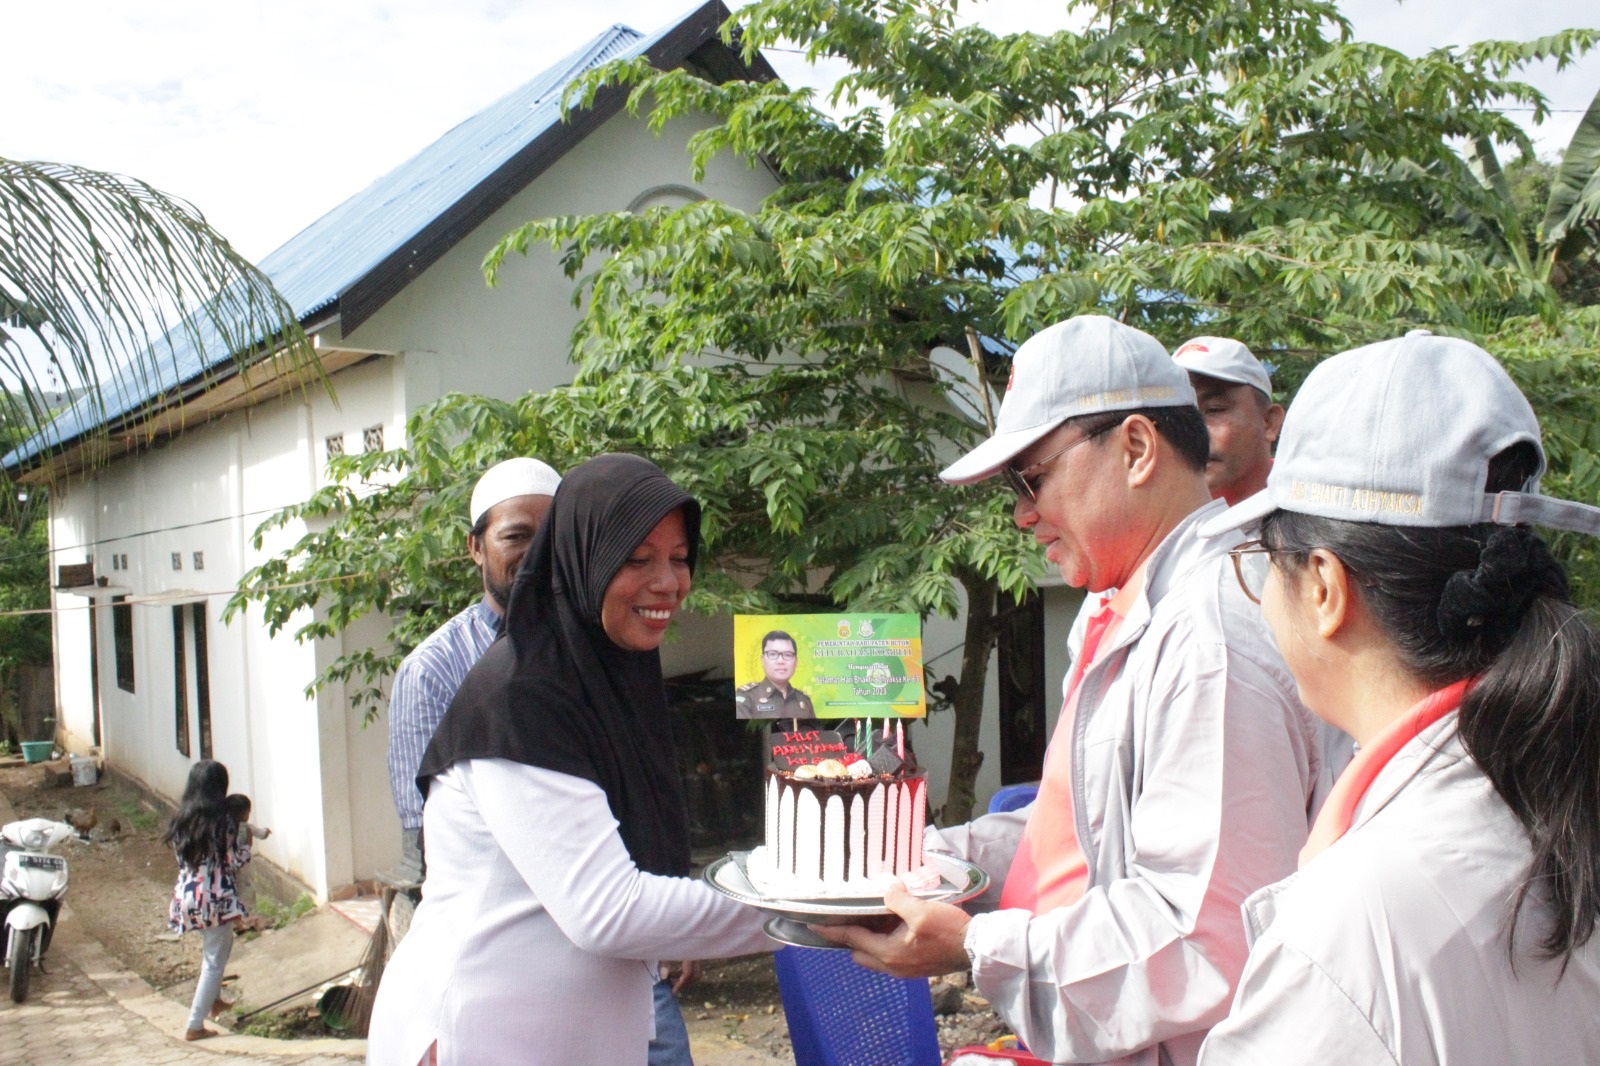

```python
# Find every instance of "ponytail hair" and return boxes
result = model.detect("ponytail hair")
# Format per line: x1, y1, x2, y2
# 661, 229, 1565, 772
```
1463, 594, 1600, 960
1261, 446, 1600, 962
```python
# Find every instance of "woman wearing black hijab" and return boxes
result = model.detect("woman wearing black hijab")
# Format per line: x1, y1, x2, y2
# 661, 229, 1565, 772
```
368, 455, 770, 1066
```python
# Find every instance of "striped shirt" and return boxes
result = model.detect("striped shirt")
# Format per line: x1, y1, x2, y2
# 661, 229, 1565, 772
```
387, 598, 501, 829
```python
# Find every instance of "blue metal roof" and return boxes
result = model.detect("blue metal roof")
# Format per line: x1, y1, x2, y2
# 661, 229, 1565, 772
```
262, 23, 648, 325
9, 2, 746, 469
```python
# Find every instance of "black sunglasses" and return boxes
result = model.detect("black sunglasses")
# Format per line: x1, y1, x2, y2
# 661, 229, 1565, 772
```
1001, 423, 1116, 502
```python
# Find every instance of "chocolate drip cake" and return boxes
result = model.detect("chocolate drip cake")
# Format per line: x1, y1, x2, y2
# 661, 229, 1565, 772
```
745, 755, 927, 899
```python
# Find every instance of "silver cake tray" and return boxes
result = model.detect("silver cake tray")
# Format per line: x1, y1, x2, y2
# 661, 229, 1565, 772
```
703, 850, 989, 949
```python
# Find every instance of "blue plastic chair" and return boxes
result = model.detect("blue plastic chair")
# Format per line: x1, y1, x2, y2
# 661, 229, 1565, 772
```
774, 945, 943, 1066
987, 782, 1040, 814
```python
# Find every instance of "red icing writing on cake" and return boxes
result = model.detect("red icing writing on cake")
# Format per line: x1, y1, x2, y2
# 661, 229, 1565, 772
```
770, 740, 849, 758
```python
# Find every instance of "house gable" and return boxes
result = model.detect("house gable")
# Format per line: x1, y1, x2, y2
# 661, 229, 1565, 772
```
339, 1, 775, 334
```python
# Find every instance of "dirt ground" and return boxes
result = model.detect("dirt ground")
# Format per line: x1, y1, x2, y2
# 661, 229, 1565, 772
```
1, 758, 197, 989
0, 756, 1012, 1057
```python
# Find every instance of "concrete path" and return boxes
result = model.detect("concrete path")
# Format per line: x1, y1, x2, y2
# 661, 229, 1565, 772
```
0, 918, 359, 1066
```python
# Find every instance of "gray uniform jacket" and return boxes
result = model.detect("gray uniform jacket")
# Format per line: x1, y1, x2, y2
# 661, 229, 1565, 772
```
1200, 714, 1600, 1065
930, 500, 1324, 1066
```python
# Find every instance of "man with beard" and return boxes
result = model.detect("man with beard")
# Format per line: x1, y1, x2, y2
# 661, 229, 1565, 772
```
387, 457, 560, 860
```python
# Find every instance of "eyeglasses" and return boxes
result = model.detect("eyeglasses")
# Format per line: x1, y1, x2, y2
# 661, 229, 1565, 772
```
1228, 539, 1276, 604
763, 649, 797, 661
1002, 423, 1115, 502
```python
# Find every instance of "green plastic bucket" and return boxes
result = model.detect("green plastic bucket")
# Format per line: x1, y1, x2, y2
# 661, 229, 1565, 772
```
19, 741, 54, 763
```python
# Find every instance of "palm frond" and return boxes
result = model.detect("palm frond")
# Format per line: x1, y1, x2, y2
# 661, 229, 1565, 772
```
0, 158, 321, 469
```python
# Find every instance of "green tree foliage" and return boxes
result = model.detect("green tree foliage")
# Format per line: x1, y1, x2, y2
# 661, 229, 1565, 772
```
0, 516, 49, 661
235, 0, 1596, 822
0, 507, 50, 746
0, 414, 49, 745
1483, 307, 1600, 603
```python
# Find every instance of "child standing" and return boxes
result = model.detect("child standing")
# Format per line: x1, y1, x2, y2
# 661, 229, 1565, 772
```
225, 793, 271, 848
224, 793, 270, 922
163, 760, 251, 1041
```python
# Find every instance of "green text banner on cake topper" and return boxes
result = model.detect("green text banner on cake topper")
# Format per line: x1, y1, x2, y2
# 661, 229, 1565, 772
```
733, 613, 927, 720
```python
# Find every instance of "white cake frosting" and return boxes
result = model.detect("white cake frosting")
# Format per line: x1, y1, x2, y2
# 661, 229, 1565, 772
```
745, 769, 927, 899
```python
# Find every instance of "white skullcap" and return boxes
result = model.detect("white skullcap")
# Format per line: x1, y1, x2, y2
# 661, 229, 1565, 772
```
469, 458, 562, 525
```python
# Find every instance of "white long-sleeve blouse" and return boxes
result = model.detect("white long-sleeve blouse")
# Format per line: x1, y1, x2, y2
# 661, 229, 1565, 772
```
367, 758, 772, 1065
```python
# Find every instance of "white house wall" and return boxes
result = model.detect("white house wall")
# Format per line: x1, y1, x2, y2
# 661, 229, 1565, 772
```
232, 355, 409, 894
41, 352, 398, 896
336, 609, 406, 885
48, 484, 98, 754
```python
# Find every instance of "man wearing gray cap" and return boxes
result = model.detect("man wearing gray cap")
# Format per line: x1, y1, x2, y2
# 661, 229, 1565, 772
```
818, 316, 1322, 1066
1172, 337, 1353, 783
1172, 337, 1285, 507
387, 457, 562, 850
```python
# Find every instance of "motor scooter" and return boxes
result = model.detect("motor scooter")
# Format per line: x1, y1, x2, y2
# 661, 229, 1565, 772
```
1, 818, 73, 1003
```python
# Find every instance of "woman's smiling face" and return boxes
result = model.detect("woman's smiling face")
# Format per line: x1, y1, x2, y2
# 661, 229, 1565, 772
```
601, 508, 692, 652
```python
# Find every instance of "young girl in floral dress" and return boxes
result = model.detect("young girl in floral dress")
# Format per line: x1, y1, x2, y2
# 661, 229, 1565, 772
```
163, 760, 252, 1040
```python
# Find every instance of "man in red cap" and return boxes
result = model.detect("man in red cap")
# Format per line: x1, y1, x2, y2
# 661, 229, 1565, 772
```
1171, 336, 1284, 506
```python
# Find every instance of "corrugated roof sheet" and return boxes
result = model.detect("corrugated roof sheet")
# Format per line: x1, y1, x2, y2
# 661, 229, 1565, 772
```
265, 23, 648, 323
8, 8, 700, 468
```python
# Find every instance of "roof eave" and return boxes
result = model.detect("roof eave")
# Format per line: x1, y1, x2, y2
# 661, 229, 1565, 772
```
8, 314, 382, 485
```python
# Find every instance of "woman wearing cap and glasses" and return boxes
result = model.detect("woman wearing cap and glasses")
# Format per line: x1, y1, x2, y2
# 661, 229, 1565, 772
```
1196, 334, 1600, 1064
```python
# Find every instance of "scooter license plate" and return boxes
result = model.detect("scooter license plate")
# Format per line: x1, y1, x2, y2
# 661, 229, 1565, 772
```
18, 855, 64, 871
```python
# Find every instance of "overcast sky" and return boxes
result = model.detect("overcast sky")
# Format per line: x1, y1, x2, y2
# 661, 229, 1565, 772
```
6, 0, 1596, 262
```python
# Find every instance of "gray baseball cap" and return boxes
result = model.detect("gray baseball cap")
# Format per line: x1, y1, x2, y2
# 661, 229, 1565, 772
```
940, 316, 1196, 484
1202, 331, 1600, 537
1172, 336, 1273, 397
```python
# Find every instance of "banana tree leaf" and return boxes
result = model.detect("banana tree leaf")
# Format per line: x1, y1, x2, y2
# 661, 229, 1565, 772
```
1463, 135, 1531, 274
1541, 84, 1600, 247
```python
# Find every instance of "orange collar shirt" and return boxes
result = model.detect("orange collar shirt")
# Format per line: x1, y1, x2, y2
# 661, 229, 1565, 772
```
1201, 705, 1600, 1064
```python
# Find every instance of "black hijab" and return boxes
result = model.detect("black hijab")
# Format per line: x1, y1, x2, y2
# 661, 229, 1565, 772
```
418, 453, 700, 877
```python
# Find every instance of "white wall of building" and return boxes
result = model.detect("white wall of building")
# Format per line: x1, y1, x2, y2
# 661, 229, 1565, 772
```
349, 112, 774, 405
48, 481, 100, 755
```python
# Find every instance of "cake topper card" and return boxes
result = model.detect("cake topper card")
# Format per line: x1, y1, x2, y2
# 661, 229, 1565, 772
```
734, 613, 927, 720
